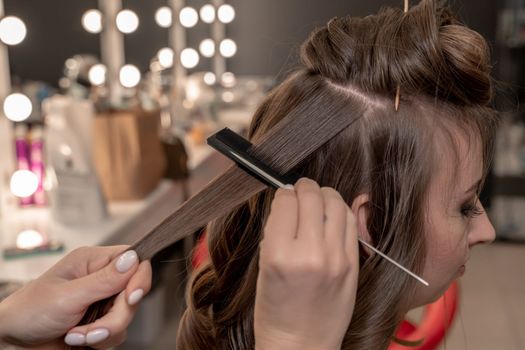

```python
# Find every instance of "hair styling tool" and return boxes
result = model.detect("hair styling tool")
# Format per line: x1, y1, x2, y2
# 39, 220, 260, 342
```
208, 127, 429, 287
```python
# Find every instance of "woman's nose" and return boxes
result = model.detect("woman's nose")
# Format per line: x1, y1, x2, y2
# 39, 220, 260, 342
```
469, 206, 496, 247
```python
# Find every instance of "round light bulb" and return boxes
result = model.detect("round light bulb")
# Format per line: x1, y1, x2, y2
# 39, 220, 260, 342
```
222, 91, 234, 103
81, 9, 103, 34
221, 72, 236, 87
0, 16, 27, 45
220, 38, 237, 58
119, 64, 141, 88
158, 47, 174, 68
186, 80, 201, 102
59, 144, 72, 157
16, 229, 45, 249
155, 6, 172, 28
217, 4, 235, 24
199, 39, 215, 57
3, 93, 32, 122
179, 7, 198, 28
116, 9, 139, 34
203, 72, 216, 85
200, 5, 215, 23
10, 170, 38, 198
180, 48, 199, 69
88, 64, 106, 86
65, 58, 79, 71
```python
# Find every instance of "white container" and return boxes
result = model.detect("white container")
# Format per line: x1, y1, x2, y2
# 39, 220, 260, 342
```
43, 95, 108, 225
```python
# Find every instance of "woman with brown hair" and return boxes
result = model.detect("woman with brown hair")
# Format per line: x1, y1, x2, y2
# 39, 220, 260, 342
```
177, 0, 499, 349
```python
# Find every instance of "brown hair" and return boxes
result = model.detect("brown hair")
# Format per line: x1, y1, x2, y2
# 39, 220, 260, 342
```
176, 1, 499, 349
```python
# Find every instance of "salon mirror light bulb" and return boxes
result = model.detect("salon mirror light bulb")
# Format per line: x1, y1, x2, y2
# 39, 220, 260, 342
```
179, 7, 198, 28
219, 39, 237, 58
186, 79, 201, 102
88, 64, 106, 86
199, 39, 215, 57
65, 58, 79, 71
10, 170, 38, 198
0, 16, 27, 45
203, 72, 216, 85
119, 64, 141, 88
200, 5, 215, 23
81, 9, 103, 34
217, 4, 235, 24
3, 93, 32, 122
158, 47, 174, 68
221, 91, 234, 103
59, 144, 72, 157
180, 48, 199, 69
16, 229, 45, 249
116, 9, 139, 34
155, 6, 172, 28
221, 72, 236, 88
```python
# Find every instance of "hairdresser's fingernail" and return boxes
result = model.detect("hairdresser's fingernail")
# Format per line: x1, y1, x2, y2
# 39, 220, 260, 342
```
116, 250, 138, 273
65, 332, 85, 346
86, 328, 109, 345
128, 288, 144, 305
283, 184, 294, 190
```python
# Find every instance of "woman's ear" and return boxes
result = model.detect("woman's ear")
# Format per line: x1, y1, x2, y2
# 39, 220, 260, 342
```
350, 193, 373, 255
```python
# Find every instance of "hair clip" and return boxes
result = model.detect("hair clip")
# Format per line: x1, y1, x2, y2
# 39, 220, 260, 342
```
207, 127, 429, 286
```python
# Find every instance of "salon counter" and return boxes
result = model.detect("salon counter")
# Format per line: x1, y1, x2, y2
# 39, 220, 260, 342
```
0, 180, 182, 283
0, 108, 249, 284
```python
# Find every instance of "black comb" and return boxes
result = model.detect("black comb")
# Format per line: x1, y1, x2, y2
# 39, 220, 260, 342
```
207, 127, 301, 188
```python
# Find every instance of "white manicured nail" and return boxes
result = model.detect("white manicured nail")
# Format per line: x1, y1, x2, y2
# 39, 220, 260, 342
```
86, 328, 109, 344
128, 288, 144, 305
283, 184, 294, 190
116, 250, 138, 273
64, 332, 85, 346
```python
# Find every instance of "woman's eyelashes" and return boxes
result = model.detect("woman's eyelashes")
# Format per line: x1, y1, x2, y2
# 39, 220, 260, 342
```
460, 197, 483, 219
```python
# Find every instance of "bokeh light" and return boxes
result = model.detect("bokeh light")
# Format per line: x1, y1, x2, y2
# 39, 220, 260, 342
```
119, 64, 141, 88
155, 6, 172, 28
81, 9, 103, 34
158, 47, 174, 68
0, 16, 27, 45
199, 39, 215, 57
16, 229, 45, 249
217, 4, 235, 24
3, 93, 32, 122
219, 38, 237, 58
116, 9, 139, 34
10, 170, 38, 198
203, 72, 216, 85
180, 48, 199, 69
221, 72, 236, 87
88, 64, 106, 86
200, 5, 215, 23
179, 7, 198, 28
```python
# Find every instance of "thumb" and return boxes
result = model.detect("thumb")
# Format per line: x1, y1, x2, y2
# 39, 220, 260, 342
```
67, 250, 139, 307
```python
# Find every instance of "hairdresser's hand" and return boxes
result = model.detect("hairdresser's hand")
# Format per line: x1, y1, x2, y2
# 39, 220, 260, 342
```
0, 245, 152, 349
254, 178, 359, 350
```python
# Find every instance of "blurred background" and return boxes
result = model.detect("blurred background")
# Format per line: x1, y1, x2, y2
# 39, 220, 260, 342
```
0, 0, 523, 349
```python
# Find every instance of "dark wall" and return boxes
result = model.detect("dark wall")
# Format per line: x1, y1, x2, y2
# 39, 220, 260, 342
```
4, 0, 499, 86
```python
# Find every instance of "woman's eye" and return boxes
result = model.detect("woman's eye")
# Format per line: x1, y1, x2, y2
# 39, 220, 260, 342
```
461, 200, 483, 218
